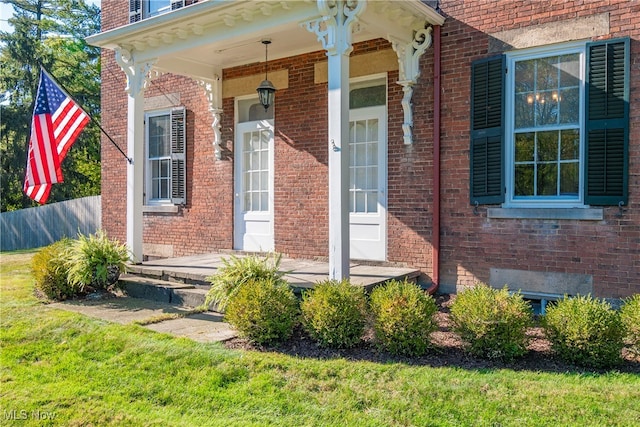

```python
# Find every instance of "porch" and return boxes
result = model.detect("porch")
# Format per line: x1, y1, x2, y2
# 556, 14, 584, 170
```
87, 0, 445, 283
120, 252, 421, 308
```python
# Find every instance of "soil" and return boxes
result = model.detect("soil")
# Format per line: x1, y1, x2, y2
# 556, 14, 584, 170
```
224, 294, 640, 374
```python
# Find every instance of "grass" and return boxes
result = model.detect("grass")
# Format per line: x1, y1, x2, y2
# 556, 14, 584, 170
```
1, 251, 640, 426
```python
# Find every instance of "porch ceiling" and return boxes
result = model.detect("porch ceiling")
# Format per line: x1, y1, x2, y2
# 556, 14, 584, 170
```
87, 0, 445, 81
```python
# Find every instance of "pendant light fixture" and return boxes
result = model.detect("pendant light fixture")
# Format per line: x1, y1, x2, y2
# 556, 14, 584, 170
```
256, 39, 276, 111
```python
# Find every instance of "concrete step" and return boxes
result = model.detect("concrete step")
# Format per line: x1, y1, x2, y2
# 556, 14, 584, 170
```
119, 275, 210, 309
125, 264, 211, 288
120, 265, 424, 310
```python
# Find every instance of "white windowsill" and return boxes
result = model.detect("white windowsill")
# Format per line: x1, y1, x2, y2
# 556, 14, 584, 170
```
143, 205, 179, 214
487, 207, 603, 221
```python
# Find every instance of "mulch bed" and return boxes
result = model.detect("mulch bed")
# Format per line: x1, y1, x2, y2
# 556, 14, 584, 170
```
224, 294, 640, 374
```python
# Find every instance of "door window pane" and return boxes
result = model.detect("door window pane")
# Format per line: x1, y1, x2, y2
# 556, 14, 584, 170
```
241, 130, 270, 212
349, 85, 386, 109
350, 118, 379, 213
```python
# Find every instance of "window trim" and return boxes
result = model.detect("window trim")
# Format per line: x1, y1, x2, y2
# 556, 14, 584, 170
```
129, 0, 189, 23
470, 38, 629, 211
145, 109, 173, 206
144, 107, 186, 207
504, 40, 587, 209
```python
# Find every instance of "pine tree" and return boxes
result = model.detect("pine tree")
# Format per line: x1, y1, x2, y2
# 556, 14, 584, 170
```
0, 0, 101, 211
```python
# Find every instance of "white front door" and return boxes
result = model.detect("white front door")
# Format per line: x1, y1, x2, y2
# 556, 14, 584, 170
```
349, 105, 386, 261
234, 119, 274, 252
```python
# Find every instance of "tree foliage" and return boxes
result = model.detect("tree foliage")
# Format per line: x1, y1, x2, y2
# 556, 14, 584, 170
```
0, 0, 101, 211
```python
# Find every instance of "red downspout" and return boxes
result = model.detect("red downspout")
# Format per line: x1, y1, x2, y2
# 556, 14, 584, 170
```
427, 24, 441, 295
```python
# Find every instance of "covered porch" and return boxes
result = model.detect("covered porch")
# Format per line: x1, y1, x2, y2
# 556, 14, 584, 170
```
87, 1, 445, 281
128, 251, 421, 290
120, 252, 421, 307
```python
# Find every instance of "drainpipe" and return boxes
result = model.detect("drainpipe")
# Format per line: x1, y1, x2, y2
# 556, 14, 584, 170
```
427, 24, 441, 295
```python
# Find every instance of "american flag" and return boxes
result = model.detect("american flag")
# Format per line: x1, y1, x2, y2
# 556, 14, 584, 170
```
23, 70, 89, 204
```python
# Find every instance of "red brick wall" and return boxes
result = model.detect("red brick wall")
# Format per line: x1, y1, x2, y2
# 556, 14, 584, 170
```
221, 40, 433, 263
99, 0, 638, 297
436, 0, 640, 297
99, 2, 128, 243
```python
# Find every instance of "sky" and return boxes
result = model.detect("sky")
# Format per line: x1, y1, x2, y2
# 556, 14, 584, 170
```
0, 0, 101, 33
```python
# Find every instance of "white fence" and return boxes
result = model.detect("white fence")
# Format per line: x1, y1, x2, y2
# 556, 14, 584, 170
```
0, 196, 101, 251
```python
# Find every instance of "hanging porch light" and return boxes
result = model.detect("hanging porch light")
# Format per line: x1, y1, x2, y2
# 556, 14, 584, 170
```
256, 39, 276, 111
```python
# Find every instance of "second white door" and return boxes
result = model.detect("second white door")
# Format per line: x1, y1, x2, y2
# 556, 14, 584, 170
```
349, 105, 387, 261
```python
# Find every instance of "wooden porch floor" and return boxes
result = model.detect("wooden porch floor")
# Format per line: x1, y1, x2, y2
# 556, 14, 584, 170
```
127, 252, 420, 292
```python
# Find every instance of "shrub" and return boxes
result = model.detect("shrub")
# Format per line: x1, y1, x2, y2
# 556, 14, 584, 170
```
543, 295, 624, 368
205, 253, 283, 311
450, 284, 533, 361
369, 279, 437, 356
224, 277, 298, 344
66, 230, 129, 291
32, 239, 76, 300
619, 294, 640, 356
300, 280, 368, 348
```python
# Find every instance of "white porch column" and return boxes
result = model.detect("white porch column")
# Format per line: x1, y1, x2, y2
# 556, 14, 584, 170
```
115, 49, 155, 262
306, 0, 366, 280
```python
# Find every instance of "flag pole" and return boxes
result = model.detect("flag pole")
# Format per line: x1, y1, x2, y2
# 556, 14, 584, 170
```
41, 67, 132, 164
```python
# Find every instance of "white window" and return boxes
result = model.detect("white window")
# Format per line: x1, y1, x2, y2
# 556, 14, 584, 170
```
129, 0, 188, 22
505, 42, 585, 207
144, 1, 172, 18
145, 108, 186, 206
470, 38, 629, 209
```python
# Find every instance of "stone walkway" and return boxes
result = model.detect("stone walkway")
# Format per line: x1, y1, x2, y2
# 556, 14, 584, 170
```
49, 295, 237, 343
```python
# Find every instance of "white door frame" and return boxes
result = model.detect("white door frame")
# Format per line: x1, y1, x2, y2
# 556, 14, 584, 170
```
349, 104, 387, 261
233, 98, 275, 252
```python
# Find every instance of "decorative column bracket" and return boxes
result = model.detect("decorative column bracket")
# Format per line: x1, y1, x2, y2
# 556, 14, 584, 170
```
304, 0, 366, 57
197, 75, 223, 160
391, 25, 433, 145
114, 48, 156, 97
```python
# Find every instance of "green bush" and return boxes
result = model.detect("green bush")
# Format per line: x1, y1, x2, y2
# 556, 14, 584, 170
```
224, 277, 298, 344
32, 239, 76, 300
205, 253, 283, 311
369, 279, 437, 356
66, 230, 129, 291
300, 280, 368, 348
450, 284, 533, 361
543, 295, 624, 368
619, 294, 640, 356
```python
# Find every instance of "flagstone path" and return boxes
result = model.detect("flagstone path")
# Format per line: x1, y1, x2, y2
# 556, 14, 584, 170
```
48, 295, 237, 343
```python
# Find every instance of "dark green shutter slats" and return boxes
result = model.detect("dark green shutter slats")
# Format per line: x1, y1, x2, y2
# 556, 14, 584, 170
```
470, 55, 505, 205
129, 0, 141, 23
171, 0, 185, 10
586, 129, 625, 198
585, 38, 629, 206
588, 42, 626, 120
170, 107, 186, 205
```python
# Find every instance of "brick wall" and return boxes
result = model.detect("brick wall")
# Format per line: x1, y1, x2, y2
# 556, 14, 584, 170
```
99, 0, 638, 297
436, 0, 640, 297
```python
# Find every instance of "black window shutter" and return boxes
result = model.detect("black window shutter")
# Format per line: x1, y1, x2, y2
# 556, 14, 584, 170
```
129, 0, 141, 23
585, 38, 629, 206
470, 55, 505, 205
170, 107, 186, 205
171, 0, 185, 10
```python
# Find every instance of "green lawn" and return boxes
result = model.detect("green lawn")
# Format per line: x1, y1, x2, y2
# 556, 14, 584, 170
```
1, 251, 639, 426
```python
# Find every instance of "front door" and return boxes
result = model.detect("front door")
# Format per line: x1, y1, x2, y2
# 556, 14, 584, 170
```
234, 118, 274, 252
349, 105, 387, 261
